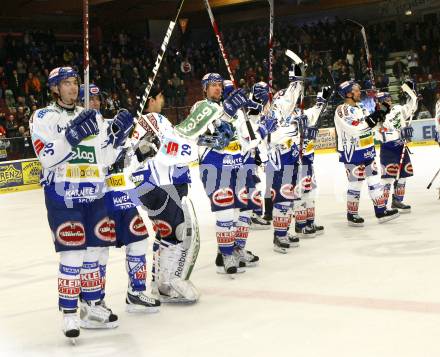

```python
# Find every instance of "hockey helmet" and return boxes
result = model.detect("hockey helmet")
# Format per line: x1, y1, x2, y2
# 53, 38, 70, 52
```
222, 79, 235, 99
376, 92, 392, 103
338, 80, 360, 98
48, 67, 80, 88
79, 84, 101, 102
201, 73, 223, 91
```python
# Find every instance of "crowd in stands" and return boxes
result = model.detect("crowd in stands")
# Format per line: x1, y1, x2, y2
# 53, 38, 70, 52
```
1, 15, 440, 154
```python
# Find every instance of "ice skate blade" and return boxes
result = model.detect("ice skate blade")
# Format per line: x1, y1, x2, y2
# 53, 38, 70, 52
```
242, 261, 259, 267
347, 221, 364, 227
126, 304, 160, 313
80, 320, 119, 329
159, 296, 198, 304
288, 242, 300, 248
273, 245, 289, 254
378, 212, 400, 223
299, 233, 316, 239
394, 208, 411, 214
69, 338, 77, 345
314, 230, 324, 236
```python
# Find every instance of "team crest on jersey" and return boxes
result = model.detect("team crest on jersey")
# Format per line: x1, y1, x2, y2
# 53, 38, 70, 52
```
129, 215, 148, 236
56, 221, 86, 246
238, 188, 249, 205
212, 188, 234, 207
385, 164, 399, 176
94, 218, 116, 242
405, 163, 413, 175
153, 220, 172, 238
280, 184, 295, 200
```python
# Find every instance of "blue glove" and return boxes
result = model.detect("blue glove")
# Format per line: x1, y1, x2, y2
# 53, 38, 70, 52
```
197, 121, 234, 150
257, 114, 277, 139
65, 109, 99, 147
401, 126, 414, 141
216, 120, 234, 140
110, 109, 134, 148
296, 114, 308, 129
304, 126, 318, 140
252, 82, 270, 106
223, 88, 247, 117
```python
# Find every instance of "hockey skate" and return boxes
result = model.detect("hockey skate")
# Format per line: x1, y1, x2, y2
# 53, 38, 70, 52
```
216, 253, 238, 277
216, 252, 244, 274
273, 235, 290, 254
62, 310, 80, 342
391, 198, 411, 214
79, 299, 119, 329
126, 290, 161, 313
287, 233, 300, 248
295, 225, 316, 238
250, 213, 271, 230
309, 223, 324, 235
234, 247, 259, 267
157, 279, 200, 304
376, 208, 400, 223
347, 213, 364, 227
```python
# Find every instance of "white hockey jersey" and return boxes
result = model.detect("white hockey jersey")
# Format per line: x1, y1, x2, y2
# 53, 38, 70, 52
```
334, 102, 375, 164
30, 103, 120, 203
435, 99, 440, 136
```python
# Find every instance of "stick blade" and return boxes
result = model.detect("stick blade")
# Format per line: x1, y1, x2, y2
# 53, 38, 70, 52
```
285, 49, 303, 64
345, 18, 364, 29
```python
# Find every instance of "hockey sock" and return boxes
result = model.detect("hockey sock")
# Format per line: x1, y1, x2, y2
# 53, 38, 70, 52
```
303, 190, 316, 227
382, 178, 394, 207
58, 250, 85, 311
151, 235, 160, 283
98, 247, 109, 301
393, 178, 406, 202
126, 239, 148, 293
215, 209, 235, 255
273, 202, 292, 238
294, 200, 307, 230
367, 176, 386, 215
347, 180, 362, 216
234, 210, 251, 249
80, 247, 102, 303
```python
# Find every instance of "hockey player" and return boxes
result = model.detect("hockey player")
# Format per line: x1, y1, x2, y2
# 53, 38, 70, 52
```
192, 73, 271, 276
129, 85, 200, 303
79, 84, 160, 312
376, 81, 418, 213
30, 67, 132, 340
334, 80, 399, 226
267, 61, 328, 252
293, 87, 332, 238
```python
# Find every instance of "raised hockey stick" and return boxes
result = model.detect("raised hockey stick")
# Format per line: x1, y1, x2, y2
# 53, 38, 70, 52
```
203, 0, 256, 140
268, 0, 274, 102
396, 83, 419, 181
427, 168, 440, 189
83, 0, 90, 110
134, 0, 185, 135
345, 19, 376, 90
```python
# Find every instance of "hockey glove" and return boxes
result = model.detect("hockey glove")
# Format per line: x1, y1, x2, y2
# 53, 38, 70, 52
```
110, 109, 134, 148
317, 86, 332, 104
304, 126, 318, 140
65, 109, 99, 147
135, 132, 161, 162
223, 88, 248, 118
401, 126, 414, 141
257, 114, 277, 139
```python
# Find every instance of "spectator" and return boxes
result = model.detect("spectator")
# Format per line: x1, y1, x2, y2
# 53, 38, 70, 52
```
7, 69, 25, 98
175, 80, 187, 107
422, 74, 437, 117
407, 49, 419, 77
346, 49, 355, 67
392, 57, 407, 83
0, 125, 10, 162
180, 58, 192, 79
24, 72, 41, 97
419, 45, 430, 75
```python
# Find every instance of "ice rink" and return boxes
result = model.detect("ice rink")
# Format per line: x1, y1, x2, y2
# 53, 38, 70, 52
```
1, 145, 440, 357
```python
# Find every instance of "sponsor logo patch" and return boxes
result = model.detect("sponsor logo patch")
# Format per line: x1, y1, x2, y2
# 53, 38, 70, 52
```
56, 221, 86, 246
280, 184, 295, 200
129, 215, 148, 236
94, 218, 116, 242
153, 219, 172, 238
212, 188, 234, 207
405, 163, 413, 175
238, 187, 249, 205
385, 164, 399, 176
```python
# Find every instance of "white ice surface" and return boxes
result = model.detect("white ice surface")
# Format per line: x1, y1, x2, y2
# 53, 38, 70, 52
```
1, 145, 440, 357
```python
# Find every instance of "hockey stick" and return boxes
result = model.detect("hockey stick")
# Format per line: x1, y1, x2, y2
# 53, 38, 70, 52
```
427, 168, 440, 189
134, 0, 185, 135
396, 83, 419, 181
83, 0, 90, 110
268, 0, 274, 102
345, 19, 376, 90
203, 0, 256, 140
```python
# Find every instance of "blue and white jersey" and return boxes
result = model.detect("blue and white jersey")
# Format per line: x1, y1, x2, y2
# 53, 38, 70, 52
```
334, 102, 375, 164
30, 103, 120, 204
435, 99, 440, 137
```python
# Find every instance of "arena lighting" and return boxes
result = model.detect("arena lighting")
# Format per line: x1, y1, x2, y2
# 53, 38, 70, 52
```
405, 8, 412, 15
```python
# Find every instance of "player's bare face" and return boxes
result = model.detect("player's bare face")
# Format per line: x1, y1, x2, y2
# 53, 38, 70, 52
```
351, 85, 361, 102
57, 77, 79, 106
150, 93, 165, 113
89, 96, 101, 111
206, 82, 222, 102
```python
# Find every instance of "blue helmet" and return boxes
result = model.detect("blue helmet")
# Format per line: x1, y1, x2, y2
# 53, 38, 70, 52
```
376, 92, 392, 103
79, 84, 101, 102
48, 67, 80, 88
338, 80, 360, 98
201, 73, 223, 91
222, 79, 234, 99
